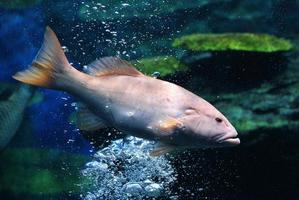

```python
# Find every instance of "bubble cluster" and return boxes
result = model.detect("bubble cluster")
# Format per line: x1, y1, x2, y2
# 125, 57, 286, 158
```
81, 136, 176, 199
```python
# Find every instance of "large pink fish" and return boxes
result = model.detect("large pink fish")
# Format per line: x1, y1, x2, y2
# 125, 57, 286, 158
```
13, 27, 240, 156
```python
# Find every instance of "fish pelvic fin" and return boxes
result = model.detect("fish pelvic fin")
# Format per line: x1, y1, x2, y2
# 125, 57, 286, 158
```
76, 103, 108, 131
86, 57, 144, 77
150, 142, 176, 157
13, 26, 72, 89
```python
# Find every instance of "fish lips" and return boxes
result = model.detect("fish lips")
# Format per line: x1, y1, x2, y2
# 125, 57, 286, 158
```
219, 131, 240, 146
223, 137, 241, 146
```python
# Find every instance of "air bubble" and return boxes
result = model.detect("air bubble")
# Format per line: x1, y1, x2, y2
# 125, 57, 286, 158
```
80, 137, 176, 199
127, 111, 134, 117
151, 71, 160, 78
124, 182, 143, 195
144, 183, 162, 197
61, 46, 69, 52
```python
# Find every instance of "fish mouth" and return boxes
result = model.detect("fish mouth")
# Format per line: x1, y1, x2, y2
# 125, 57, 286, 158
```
223, 136, 240, 145
221, 131, 240, 146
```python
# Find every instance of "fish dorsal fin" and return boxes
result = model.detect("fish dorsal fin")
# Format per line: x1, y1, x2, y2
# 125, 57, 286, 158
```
76, 103, 108, 131
86, 57, 144, 77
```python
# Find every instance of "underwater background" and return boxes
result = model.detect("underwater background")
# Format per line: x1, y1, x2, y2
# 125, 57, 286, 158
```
1, 0, 299, 199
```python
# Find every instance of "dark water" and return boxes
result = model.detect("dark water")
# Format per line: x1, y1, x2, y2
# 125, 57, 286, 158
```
1, 0, 299, 199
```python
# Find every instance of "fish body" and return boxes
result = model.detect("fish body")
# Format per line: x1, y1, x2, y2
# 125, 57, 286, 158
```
0, 85, 34, 150
13, 27, 240, 155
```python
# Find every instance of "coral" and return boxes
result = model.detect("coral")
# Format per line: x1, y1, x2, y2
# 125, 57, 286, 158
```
134, 56, 187, 77
173, 33, 293, 52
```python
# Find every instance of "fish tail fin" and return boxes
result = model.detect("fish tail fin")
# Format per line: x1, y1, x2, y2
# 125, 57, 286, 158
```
13, 26, 72, 90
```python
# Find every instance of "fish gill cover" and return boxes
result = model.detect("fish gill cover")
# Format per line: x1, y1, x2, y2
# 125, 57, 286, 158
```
80, 136, 177, 199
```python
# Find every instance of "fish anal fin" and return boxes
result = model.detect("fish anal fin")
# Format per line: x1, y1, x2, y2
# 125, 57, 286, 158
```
86, 57, 144, 77
150, 143, 176, 157
77, 104, 107, 131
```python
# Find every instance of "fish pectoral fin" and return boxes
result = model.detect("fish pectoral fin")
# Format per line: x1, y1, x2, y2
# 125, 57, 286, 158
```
85, 57, 144, 77
76, 103, 108, 131
150, 143, 176, 157
154, 117, 183, 135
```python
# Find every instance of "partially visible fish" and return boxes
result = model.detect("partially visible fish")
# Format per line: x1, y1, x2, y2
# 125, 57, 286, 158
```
0, 84, 35, 150
13, 27, 240, 156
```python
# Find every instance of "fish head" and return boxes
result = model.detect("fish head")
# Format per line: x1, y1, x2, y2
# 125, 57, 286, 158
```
177, 106, 240, 148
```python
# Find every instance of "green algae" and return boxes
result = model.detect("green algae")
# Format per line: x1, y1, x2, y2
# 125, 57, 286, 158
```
134, 56, 187, 77
173, 33, 293, 52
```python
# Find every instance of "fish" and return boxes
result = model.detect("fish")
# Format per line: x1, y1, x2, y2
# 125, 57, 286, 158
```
0, 84, 35, 150
13, 27, 240, 156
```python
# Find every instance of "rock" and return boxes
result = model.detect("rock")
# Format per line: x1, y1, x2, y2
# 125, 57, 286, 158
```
172, 33, 293, 52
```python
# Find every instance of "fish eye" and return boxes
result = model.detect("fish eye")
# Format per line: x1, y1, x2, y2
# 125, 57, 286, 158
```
215, 117, 222, 123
